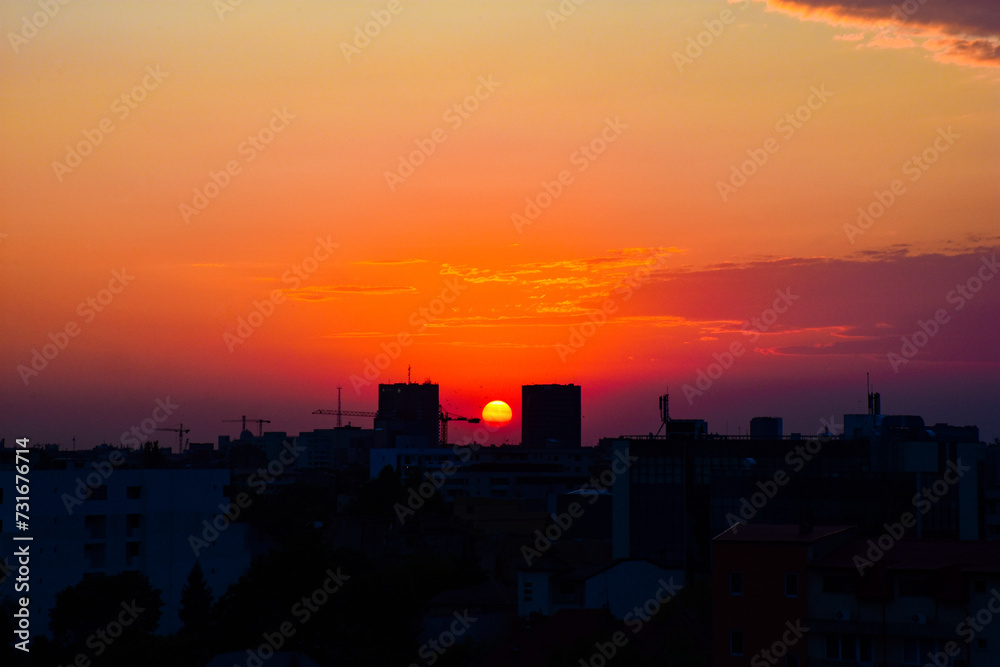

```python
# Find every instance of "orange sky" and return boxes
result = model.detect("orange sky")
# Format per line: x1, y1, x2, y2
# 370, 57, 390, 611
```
2, 0, 998, 446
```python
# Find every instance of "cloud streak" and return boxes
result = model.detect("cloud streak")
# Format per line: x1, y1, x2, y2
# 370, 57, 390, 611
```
753, 0, 1000, 67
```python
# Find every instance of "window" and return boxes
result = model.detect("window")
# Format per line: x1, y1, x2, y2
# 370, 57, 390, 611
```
901, 638, 937, 665
785, 655, 800, 667
899, 578, 933, 596
826, 635, 839, 660
976, 638, 988, 651
88, 485, 107, 501
827, 634, 873, 662
524, 582, 533, 603
730, 630, 744, 656
126, 486, 141, 500
859, 636, 872, 663
126, 514, 142, 537
125, 542, 140, 564
84, 515, 107, 540
785, 572, 799, 597
730, 571, 744, 596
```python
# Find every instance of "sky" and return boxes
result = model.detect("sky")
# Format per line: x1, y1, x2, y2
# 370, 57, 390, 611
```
1, 0, 998, 448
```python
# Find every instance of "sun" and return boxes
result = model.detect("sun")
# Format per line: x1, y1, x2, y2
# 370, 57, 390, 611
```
482, 400, 512, 426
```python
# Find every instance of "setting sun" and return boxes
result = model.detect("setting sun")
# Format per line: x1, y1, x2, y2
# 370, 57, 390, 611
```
482, 400, 513, 426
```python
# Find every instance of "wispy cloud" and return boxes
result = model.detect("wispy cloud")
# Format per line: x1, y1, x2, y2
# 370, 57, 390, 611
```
320, 330, 436, 339
752, 0, 1000, 68
352, 259, 430, 266
285, 285, 417, 301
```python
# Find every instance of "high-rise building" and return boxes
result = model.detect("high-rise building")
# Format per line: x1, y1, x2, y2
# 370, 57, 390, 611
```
750, 417, 783, 440
376, 382, 440, 448
522, 384, 581, 448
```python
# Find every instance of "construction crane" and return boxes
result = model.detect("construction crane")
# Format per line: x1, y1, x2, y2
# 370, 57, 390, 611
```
156, 423, 189, 453
438, 406, 480, 446
313, 387, 377, 426
223, 415, 271, 438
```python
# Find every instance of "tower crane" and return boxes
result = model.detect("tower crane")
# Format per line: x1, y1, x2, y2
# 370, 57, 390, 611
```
438, 406, 480, 446
223, 415, 271, 438
313, 387, 377, 426
156, 423, 190, 453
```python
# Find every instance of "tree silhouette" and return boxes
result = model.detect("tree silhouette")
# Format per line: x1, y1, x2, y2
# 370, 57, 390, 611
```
48, 571, 163, 666
179, 562, 213, 632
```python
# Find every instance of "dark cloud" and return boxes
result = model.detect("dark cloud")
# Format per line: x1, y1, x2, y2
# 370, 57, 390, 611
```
627, 248, 1000, 365
753, 0, 1000, 67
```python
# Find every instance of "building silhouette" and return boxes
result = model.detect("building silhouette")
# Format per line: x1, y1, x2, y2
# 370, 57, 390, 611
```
522, 384, 581, 448
375, 381, 440, 448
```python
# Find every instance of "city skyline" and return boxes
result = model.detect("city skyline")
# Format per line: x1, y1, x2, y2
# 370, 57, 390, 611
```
4, 2, 1000, 665
3, 0, 998, 448
8, 375, 995, 451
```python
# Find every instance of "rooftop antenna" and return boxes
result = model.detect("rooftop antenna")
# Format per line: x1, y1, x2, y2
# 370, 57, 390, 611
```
655, 388, 670, 437
866, 372, 880, 427
408, 364, 412, 384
